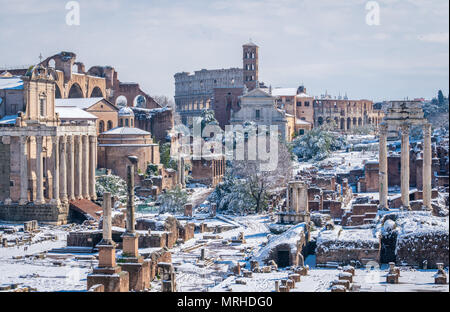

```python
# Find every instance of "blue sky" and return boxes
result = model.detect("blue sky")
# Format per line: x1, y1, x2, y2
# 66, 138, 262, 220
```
0, 0, 448, 101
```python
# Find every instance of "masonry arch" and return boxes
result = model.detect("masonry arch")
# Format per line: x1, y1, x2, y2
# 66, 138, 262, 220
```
340, 118, 345, 130
99, 120, 105, 133
347, 117, 352, 130
318, 117, 324, 126
107, 120, 113, 130
90, 86, 103, 98
358, 117, 362, 126
116, 95, 127, 107
134, 95, 146, 108
68, 83, 83, 98
353, 117, 357, 126
55, 84, 62, 99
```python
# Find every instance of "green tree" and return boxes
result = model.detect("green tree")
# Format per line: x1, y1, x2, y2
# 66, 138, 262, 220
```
158, 186, 188, 214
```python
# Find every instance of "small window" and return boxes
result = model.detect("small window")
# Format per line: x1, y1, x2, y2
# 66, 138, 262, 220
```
119, 119, 123, 127
305, 101, 310, 107
297, 101, 302, 107
125, 119, 129, 127
256, 109, 260, 119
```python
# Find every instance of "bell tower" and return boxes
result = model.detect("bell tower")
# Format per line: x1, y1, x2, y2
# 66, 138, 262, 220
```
243, 41, 259, 91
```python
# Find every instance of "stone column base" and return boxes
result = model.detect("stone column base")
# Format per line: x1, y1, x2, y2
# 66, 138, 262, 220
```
87, 270, 129, 292
118, 259, 151, 291
122, 234, 139, 258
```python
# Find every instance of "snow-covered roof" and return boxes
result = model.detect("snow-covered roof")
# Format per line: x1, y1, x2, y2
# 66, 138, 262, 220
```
0, 77, 24, 90
0, 114, 18, 125
55, 97, 105, 110
118, 106, 134, 117
316, 226, 379, 250
253, 223, 306, 264
295, 119, 311, 125
296, 92, 312, 98
101, 127, 150, 135
55, 107, 98, 120
271, 88, 297, 97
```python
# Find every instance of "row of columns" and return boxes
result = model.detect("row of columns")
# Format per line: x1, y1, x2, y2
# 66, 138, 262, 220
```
18, 134, 97, 205
378, 123, 432, 210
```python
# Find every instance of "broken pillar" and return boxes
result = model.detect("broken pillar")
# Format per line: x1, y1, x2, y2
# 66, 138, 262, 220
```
87, 192, 129, 292
435, 263, 448, 285
158, 262, 176, 292
184, 203, 193, 218
118, 162, 151, 291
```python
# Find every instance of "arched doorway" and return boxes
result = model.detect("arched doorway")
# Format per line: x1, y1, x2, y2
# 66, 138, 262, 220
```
68, 83, 83, 98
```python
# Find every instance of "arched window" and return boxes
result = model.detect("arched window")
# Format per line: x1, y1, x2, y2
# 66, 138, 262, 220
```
131, 119, 134, 127
119, 119, 123, 127
99, 120, 105, 133
39, 93, 46, 117
125, 119, 129, 127
107, 120, 113, 130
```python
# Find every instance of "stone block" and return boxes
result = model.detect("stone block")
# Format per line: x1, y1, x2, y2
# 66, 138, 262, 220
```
87, 271, 129, 292
386, 273, 399, 284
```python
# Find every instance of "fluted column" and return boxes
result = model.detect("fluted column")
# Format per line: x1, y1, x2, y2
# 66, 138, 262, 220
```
19, 136, 29, 205
423, 123, 432, 210
59, 135, 68, 203
89, 136, 97, 200
286, 185, 290, 212
75, 135, 83, 200
67, 136, 75, 201
82, 135, 90, 200
400, 124, 410, 210
51, 136, 60, 205
378, 123, 389, 210
35, 136, 45, 205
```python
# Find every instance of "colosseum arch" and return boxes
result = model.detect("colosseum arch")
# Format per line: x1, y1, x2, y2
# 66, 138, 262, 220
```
68, 83, 84, 98
90, 86, 104, 98
347, 117, 352, 130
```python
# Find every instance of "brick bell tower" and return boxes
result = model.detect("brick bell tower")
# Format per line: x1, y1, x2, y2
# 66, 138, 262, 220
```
243, 40, 259, 91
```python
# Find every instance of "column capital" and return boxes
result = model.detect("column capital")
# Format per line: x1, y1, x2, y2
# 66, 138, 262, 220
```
59, 135, 67, 144
400, 124, 410, 135
19, 135, 28, 144
36, 135, 44, 144
89, 135, 97, 143
423, 123, 432, 136
67, 135, 74, 144
379, 123, 388, 134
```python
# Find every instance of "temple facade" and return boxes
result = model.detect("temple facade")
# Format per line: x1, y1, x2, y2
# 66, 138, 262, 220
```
0, 65, 97, 224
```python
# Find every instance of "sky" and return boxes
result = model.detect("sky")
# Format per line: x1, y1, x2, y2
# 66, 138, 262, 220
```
0, 0, 448, 102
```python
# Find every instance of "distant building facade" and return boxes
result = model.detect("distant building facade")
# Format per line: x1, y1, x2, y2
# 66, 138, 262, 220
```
174, 41, 261, 128
313, 96, 383, 131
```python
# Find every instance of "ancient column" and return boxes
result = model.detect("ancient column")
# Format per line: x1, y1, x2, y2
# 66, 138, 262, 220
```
35, 136, 45, 205
378, 123, 389, 210
298, 183, 309, 212
82, 135, 90, 200
122, 163, 138, 258
59, 135, 68, 203
181, 156, 186, 188
126, 164, 135, 235
51, 136, 60, 205
292, 183, 298, 213
100, 192, 114, 245
67, 136, 75, 201
400, 124, 410, 210
19, 136, 29, 205
422, 123, 432, 210
75, 135, 83, 200
286, 185, 290, 212
89, 136, 97, 200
